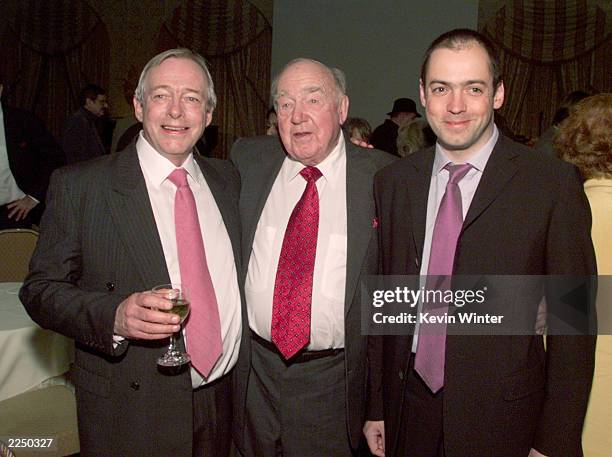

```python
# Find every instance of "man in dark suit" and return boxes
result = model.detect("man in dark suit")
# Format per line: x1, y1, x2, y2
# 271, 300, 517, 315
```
364, 29, 596, 457
20, 49, 242, 457
62, 84, 108, 164
230, 58, 394, 456
0, 83, 64, 228
370, 97, 421, 157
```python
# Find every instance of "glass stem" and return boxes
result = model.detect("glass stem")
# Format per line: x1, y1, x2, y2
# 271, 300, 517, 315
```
168, 332, 177, 353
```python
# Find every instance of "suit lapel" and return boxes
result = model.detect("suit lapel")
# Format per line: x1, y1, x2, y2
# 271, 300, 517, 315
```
344, 142, 377, 316
243, 144, 285, 265
195, 156, 241, 269
409, 149, 435, 264
107, 145, 170, 289
463, 135, 520, 231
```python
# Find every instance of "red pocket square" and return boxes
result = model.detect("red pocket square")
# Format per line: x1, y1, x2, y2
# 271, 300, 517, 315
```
372, 217, 379, 228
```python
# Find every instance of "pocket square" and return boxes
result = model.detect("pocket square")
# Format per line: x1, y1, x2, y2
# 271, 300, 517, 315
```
372, 217, 379, 228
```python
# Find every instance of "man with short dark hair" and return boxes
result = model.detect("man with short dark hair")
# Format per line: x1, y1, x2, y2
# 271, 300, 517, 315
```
371, 97, 421, 156
62, 84, 109, 164
231, 58, 394, 456
365, 29, 596, 457
21, 49, 241, 457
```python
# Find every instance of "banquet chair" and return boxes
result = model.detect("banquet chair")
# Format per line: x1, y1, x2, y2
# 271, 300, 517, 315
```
0, 385, 79, 457
0, 229, 38, 282
0, 440, 16, 457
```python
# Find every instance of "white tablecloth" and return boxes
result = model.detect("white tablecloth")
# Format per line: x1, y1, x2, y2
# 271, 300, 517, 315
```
0, 282, 74, 402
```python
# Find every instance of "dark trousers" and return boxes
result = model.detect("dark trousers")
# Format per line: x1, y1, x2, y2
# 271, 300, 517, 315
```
395, 354, 445, 457
244, 335, 354, 457
193, 372, 232, 457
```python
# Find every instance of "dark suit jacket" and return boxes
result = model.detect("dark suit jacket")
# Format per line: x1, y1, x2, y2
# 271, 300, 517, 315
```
62, 108, 106, 165
229, 134, 395, 452
20, 143, 241, 457
1, 104, 64, 226
367, 134, 597, 457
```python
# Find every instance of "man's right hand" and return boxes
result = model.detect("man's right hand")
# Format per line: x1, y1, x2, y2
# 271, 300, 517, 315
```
364, 420, 385, 457
114, 292, 181, 340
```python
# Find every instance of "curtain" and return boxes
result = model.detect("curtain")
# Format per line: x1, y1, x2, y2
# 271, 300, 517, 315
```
158, 0, 272, 158
481, 0, 611, 140
2, 0, 110, 141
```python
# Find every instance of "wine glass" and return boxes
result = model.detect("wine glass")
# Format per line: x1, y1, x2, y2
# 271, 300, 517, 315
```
152, 283, 191, 367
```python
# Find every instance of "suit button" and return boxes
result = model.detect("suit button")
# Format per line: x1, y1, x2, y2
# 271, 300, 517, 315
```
106, 282, 115, 291
399, 370, 404, 380
130, 381, 140, 390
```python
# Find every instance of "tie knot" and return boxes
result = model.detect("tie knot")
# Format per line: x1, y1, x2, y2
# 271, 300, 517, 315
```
445, 163, 472, 185
168, 168, 189, 188
300, 166, 322, 183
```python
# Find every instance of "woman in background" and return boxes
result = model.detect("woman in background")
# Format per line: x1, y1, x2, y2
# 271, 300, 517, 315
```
556, 93, 612, 457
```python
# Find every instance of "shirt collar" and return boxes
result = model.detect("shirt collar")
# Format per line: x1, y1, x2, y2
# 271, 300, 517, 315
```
433, 124, 499, 175
283, 132, 346, 183
136, 131, 200, 188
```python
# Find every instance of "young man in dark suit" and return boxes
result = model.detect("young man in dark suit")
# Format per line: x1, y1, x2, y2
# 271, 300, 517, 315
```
20, 49, 242, 457
364, 29, 596, 457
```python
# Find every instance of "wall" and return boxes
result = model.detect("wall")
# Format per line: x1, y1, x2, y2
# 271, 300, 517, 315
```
272, 0, 478, 128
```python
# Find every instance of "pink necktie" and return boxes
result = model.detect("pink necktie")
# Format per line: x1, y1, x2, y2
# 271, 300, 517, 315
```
168, 168, 222, 377
415, 163, 472, 393
271, 166, 322, 359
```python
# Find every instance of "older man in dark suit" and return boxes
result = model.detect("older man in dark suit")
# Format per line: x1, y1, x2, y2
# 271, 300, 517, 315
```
231, 58, 394, 456
364, 29, 596, 457
20, 48, 242, 457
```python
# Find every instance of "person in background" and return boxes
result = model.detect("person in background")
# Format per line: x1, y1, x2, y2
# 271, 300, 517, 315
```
265, 107, 277, 136
62, 84, 109, 164
556, 93, 612, 457
371, 97, 421, 156
20, 48, 242, 457
534, 90, 590, 157
396, 118, 436, 157
231, 57, 394, 457
345, 117, 373, 144
0, 82, 64, 229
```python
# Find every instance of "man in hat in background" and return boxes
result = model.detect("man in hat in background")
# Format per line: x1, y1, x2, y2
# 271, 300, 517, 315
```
371, 97, 421, 156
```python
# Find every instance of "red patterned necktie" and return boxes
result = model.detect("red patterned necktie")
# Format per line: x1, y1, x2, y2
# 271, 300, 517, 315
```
168, 168, 222, 377
271, 166, 322, 359
415, 163, 472, 393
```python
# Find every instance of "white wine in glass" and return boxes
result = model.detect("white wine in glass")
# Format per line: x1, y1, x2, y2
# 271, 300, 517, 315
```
152, 283, 191, 367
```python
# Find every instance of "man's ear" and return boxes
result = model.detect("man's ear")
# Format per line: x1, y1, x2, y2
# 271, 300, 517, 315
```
204, 110, 212, 128
133, 96, 144, 122
338, 94, 349, 125
419, 79, 427, 107
493, 81, 505, 110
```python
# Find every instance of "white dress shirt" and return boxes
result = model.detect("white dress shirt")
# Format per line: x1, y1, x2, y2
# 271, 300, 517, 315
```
412, 125, 499, 352
246, 134, 348, 350
0, 102, 25, 206
136, 132, 241, 386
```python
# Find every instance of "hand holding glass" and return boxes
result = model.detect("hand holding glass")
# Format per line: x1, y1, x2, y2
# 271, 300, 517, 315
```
152, 283, 191, 367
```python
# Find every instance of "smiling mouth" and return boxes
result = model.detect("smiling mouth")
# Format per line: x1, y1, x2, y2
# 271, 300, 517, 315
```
162, 125, 188, 132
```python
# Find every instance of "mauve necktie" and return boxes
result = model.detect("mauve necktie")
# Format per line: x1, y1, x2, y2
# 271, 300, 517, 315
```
168, 168, 222, 377
415, 162, 472, 393
271, 166, 322, 359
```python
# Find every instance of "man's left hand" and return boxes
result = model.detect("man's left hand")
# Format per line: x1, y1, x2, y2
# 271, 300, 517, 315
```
7, 196, 38, 221
528, 449, 548, 457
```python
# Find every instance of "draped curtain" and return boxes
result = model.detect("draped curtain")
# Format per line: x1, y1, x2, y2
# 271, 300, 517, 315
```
158, 0, 272, 158
481, 0, 611, 139
1, 0, 110, 140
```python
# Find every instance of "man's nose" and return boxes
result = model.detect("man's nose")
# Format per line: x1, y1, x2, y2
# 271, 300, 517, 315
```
447, 91, 466, 114
291, 102, 305, 123
168, 97, 183, 118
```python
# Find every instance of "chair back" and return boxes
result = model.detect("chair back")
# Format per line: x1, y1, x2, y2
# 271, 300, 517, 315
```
0, 440, 16, 457
0, 229, 39, 282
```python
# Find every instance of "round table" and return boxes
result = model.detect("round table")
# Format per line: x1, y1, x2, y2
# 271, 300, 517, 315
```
0, 282, 74, 402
